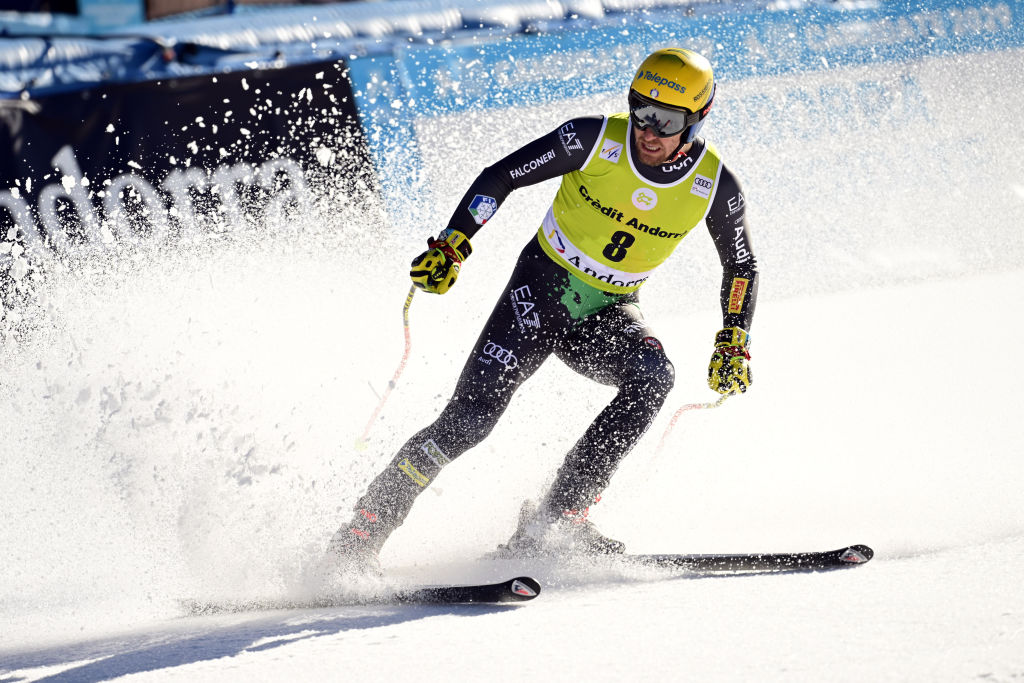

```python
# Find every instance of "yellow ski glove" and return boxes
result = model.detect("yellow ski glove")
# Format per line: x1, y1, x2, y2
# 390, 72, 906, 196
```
708, 327, 752, 394
409, 229, 473, 294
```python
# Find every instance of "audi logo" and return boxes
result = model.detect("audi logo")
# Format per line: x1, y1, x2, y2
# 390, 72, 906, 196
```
483, 341, 519, 369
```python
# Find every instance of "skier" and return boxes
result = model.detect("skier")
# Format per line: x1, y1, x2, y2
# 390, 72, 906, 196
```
327, 48, 758, 574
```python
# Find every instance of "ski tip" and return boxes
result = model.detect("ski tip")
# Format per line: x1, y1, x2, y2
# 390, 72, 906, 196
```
839, 544, 874, 564
507, 576, 541, 600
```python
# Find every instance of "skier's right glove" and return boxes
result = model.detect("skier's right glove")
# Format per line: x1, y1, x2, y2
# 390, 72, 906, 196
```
409, 228, 473, 295
708, 327, 752, 394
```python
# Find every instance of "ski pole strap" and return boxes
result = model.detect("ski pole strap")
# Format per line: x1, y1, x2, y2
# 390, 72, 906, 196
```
714, 327, 751, 358
656, 387, 737, 454
429, 228, 473, 263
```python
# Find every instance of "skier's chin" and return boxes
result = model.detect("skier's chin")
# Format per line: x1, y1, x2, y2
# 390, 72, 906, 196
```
638, 150, 669, 166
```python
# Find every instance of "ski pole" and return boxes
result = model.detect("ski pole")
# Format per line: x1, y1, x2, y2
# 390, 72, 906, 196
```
355, 285, 417, 450
655, 387, 737, 454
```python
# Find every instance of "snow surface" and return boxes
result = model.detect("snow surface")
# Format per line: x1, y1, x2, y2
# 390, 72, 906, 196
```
3, 47, 1024, 682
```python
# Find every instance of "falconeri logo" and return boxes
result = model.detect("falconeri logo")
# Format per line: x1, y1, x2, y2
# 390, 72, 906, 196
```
510, 149, 556, 179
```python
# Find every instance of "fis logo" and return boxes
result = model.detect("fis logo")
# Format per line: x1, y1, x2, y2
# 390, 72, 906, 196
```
468, 194, 497, 225
599, 139, 622, 163
548, 227, 566, 254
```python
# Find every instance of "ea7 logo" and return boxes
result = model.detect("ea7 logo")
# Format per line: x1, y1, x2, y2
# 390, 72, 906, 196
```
559, 122, 584, 154
727, 192, 745, 215
510, 285, 541, 331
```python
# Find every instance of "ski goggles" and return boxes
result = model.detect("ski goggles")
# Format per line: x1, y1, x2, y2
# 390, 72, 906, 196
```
628, 90, 711, 138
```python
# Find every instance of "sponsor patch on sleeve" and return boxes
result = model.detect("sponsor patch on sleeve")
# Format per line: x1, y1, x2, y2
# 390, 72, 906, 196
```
728, 277, 750, 314
397, 458, 430, 487
420, 439, 450, 467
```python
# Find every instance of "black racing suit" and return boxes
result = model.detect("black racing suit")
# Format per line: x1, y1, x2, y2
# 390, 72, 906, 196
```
335, 116, 758, 553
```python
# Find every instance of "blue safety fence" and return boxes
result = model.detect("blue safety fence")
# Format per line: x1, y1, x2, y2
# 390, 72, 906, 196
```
344, 0, 1024, 223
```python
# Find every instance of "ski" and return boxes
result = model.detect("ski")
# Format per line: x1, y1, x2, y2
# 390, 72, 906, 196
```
394, 576, 541, 604
180, 576, 541, 615
622, 544, 873, 573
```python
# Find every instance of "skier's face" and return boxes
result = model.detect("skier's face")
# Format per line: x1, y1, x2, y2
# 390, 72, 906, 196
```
633, 125, 685, 166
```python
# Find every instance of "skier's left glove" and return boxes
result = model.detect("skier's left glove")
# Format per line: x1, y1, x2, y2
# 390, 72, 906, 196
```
708, 327, 752, 394
409, 228, 473, 294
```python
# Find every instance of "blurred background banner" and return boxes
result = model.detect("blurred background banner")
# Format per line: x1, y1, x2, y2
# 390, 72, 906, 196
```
1, 0, 1023, 265
0, 52, 369, 262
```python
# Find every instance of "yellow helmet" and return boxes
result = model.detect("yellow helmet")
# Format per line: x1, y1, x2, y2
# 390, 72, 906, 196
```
628, 48, 715, 142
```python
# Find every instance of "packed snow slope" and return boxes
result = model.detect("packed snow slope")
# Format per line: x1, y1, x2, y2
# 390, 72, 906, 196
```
2, 47, 1024, 682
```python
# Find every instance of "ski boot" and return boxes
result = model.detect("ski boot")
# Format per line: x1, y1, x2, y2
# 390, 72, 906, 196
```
494, 499, 626, 558
314, 509, 385, 587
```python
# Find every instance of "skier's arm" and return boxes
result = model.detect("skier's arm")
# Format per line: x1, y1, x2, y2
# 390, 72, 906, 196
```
706, 165, 758, 332
409, 117, 604, 294
443, 117, 606, 239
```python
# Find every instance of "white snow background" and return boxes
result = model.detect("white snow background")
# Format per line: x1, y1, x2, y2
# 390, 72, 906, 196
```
2, 45, 1024, 681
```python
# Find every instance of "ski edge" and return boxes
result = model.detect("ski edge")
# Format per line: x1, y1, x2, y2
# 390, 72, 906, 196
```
624, 544, 874, 573
179, 576, 542, 615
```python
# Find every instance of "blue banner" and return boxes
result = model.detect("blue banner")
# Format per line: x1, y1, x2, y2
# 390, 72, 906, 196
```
346, 0, 1024, 224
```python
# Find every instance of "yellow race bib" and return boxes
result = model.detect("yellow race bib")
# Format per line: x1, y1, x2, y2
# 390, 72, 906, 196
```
538, 114, 722, 293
